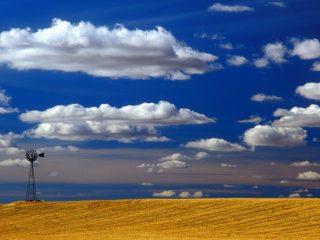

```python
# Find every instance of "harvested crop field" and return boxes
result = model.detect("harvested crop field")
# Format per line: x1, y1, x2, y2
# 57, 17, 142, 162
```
1, 199, 319, 239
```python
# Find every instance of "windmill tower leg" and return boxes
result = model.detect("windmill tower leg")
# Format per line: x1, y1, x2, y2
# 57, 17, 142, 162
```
26, 164, 31, 201
26, 162, 37, 202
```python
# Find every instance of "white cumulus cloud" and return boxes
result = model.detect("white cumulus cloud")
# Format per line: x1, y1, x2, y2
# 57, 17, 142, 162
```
157, 159, 188, 169
243, 125, 307, 147
296, 82, 320, 101
179, 192, 192, 198
0, 18, 218, 80
297, 171, 320, 180
209, 3, 254, 12
253, 58, 269, 68
288, 193, 301, 198
194, 152, 209, 160
184, 138, 246, 152
153, 190, 176, 197
20, 101, 214, 142
159, 153, 192, 162
253, 42, 287, 68
291, 38, 320, 60
312, 61, 320, 71
273, 104, 320, 127
193, 191, 204, 198
227, 55, 247, 66
264, 42, 287, 63
157, 153, 189, 169
179, 191, 204, 198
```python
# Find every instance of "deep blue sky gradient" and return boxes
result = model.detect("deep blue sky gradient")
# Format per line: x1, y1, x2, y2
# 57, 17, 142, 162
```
0, 0, 319, 147
0, 0, 319, 200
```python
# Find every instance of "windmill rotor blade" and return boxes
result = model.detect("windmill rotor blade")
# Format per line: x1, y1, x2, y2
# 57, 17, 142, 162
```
38, 152, 44, 158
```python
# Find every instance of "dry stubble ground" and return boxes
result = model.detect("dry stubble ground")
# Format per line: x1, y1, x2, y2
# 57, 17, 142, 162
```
0, 199, 320, 239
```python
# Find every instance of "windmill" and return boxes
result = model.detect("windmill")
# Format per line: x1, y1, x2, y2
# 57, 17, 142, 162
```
25, 149, 44, 202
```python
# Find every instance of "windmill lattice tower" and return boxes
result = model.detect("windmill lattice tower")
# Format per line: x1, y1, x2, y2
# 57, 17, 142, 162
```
25, 149, 44, 202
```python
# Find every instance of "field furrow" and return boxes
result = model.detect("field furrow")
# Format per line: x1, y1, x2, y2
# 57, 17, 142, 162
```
1, 199, 319, 240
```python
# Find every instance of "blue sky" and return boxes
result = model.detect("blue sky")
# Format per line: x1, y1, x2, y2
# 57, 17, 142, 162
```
0, 0, 320, 202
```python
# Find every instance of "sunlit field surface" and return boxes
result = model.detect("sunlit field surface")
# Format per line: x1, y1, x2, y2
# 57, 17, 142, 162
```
1, 199, 319, 239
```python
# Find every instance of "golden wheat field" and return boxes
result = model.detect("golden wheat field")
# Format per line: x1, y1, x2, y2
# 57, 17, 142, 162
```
0, 198, 319, 240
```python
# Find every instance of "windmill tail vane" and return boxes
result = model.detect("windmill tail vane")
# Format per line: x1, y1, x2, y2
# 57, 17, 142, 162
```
25, 150, 44, 202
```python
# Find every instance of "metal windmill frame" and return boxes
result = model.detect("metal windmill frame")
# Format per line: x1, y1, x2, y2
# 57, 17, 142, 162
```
25, 149, 44, 202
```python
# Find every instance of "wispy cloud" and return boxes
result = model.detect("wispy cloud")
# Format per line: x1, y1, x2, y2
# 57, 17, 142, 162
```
0, 132, 23, 155
221, 163, 237, 168
194, 32, 225, 41
39, 145, 80, 152
0, 158, 30, 167
251, 93, 283, 102
0, 90, 11, 106
0, 89, 18, 114
141, 182, 153, 186
49, 171, 59, 177
219, 43, 233, 50
0, 107, 18, 114
291, 161, 318, 167
269, 1, 287, 8
209, 3, 254, 12
238, 115, 262, 124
